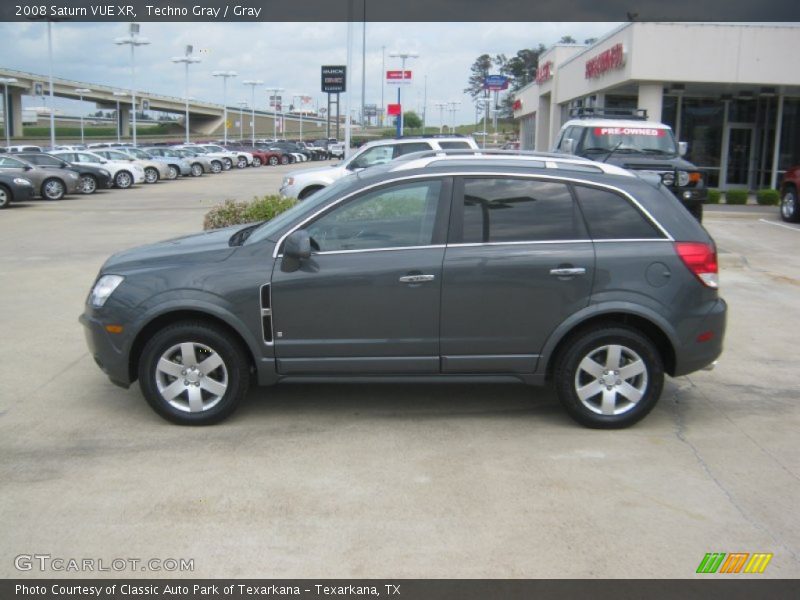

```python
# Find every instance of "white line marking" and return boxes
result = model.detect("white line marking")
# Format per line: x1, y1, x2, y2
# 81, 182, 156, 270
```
758, 219, 800, 233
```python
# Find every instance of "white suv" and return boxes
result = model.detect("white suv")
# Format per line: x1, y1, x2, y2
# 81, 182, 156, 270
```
280, 136, 478, 200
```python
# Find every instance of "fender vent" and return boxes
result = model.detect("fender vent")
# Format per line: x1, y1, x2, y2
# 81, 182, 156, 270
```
260, 283, 273, 343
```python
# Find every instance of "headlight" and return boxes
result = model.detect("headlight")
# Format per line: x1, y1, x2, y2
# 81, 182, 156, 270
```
661, 172, 675, 186
100, 170, 110, 177
89, 275, 124, 307
677, 170, 690, 187
13, 177, 32, 186
68, 172, 79, 179
283, 177, 294, 187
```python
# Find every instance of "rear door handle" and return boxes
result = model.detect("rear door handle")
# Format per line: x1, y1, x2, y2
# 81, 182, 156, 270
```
549, 267, 586, 276
399, 274, 435, 283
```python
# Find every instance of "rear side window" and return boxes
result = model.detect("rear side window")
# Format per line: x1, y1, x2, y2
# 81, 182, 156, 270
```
460, 178, 586, 243
438, 141, 472, 150
574, 185, 664, 239
394, 142, 432, 157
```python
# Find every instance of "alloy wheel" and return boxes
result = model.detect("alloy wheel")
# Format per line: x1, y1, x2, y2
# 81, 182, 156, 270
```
155, 342, 229, 413
573, 344, 648, 416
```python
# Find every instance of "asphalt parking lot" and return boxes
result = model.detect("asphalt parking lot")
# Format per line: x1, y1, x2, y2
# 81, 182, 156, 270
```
1, 168, 798, 579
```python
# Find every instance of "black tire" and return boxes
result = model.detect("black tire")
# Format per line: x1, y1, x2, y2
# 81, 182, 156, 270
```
210, 160, 223, 174
167, 165, 180, 180
236, 156, 248, 169
298, 185, 324, 200
780, 186, 800, 223
138, 321, 250, 425
280, 155, 289, 165
79, 174, 97, 195
190, 163, 203, 177
252, 157, 262, 167
222, 158, 233, 170
0, 184, 11, 208
144, 167, 159, 184
115, 170, 134, 189
268, 156, 279, 166
41, 178, 66, 200
553, 325, 664, 429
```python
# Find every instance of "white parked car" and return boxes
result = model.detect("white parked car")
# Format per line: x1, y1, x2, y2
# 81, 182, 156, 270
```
51, 150, 146, 189
280, 136, 479, 199
175, 145, 233, 171
91, 148, 170, 184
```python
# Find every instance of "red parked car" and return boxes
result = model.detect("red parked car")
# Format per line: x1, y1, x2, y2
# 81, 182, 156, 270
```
223, 143, 283, 167
780, 165, 799, 222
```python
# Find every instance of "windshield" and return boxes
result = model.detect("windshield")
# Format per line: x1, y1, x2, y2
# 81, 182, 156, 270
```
247, 177, 358, 244
188, 147, 208, 154
104, 150, 132, 160
125, 148, 151, 159
582, 126, 677, 155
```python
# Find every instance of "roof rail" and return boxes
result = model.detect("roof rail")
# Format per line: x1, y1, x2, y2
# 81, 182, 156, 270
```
391, 133, 468, 140
393, 148, 588, 161
568, 107, 648, 120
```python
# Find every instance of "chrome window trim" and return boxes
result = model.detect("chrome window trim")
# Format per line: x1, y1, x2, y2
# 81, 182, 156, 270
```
271, 171, 673, 258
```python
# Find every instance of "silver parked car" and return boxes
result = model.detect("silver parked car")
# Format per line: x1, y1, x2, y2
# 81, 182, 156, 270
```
0, 154, 80, 200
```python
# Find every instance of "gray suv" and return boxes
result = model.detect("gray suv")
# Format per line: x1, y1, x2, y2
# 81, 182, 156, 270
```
80, 151, 726, 428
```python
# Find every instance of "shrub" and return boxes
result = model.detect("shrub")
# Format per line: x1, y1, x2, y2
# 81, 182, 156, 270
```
725, 189, 749, 205
756, 188, 780, 206
203, 195, 297, 230
705, 189, 721, 204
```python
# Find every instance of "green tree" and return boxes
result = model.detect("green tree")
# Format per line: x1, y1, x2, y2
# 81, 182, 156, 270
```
584, 37, 598, 45
559, 35, 577, 44
403, 111, 422, 131
464, 53, 507, 100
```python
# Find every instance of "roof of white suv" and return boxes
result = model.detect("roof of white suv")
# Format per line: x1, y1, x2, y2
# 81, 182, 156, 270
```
561, 119, 672, 130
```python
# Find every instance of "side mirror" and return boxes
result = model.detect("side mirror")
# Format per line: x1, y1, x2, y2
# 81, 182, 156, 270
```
283, 229, 311, 260
678, 141, 688, 156
24, 164, 32, 171
562, 138, 575, 154
60, 161, 69, 168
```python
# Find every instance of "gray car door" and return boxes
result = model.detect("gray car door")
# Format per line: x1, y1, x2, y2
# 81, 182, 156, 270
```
270, 177, 451, 374
440, 176, 595, 374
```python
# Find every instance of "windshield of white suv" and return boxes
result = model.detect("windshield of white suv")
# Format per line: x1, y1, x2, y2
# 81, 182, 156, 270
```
582, 126, 677, 155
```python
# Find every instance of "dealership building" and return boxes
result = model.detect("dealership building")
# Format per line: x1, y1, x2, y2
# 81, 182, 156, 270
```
512, 22, 800, 189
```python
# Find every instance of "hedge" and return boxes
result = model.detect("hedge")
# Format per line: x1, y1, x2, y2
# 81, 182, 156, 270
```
725, 189, 749, 205
705, 189, 721, 204
203, 195, 297, 230
756, 189, 780, 206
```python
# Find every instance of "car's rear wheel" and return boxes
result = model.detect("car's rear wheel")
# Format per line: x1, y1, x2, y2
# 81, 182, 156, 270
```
115, 170, 133, 189
554, 326, 664, 429
167, 165, 180, 180
0, 184, 11, 208
236, 156, 248, 169
252, 157, 262, 167
190, 163, 203, 177
144, 167, 159, 184
280, 155, 289, 165
138, 321, 250, 425
79, 174, 97, 194
210, 160, 223, 174
268, 156, 279, 166
41, 178, 66, 200
780, 186, 799, 223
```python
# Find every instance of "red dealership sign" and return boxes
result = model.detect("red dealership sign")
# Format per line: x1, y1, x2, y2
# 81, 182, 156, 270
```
386, 70, 413, 85
512, 99, 522, 111
535, 61, 554, 84
594, 127, 665, 136
585, 43, 626, 79
387, 103, 401, 115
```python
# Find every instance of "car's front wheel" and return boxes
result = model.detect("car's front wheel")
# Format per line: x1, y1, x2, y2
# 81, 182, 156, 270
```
166, 165, 180, 180
780, 186, 799, 223
144, 167, 159, 184
79, 174, 97, 194
138, 321, 250, 425
252, 157, 262, 167
554, 326, 664, 429
236, 156, 248, 169
114, 170, 133, 189
41, 178, 66, 200
190, 163, 203, 177
0, 184, 11, 208
222, 158, 233, 170
268, 156, 279, 166
210, 160, 223, 174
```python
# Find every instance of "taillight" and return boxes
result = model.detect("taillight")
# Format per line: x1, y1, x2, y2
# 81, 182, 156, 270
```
675, 242, 718, 288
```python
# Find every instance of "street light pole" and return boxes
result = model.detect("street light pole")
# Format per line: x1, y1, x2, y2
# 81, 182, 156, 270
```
292, 94, 309, 141
74, 88, 91, 145
242, 80, 263, 146
115, 23, 150, 147
265, 86, 284, 141
434, 102, 447, 134
388, 51, 418, 137
237, 101, 247, 141
0, 77, 18, 147
212, 71, 238, 145
47, 21, 56, 149
380, 45, 385, 128
171, 45, 200, 144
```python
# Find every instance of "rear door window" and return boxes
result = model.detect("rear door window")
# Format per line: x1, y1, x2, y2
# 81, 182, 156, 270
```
393, 142, 432, 157
437, 141, 472, 150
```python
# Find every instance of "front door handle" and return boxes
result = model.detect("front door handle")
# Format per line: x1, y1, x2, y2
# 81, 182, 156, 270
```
549, 267, 586, 277
399, 274, 435, 283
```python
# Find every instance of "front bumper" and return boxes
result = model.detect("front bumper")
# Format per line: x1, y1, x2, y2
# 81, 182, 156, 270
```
79, 312, 132, 388
13, 184, 34, 202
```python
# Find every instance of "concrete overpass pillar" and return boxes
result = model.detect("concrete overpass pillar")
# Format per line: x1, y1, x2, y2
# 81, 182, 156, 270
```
638, 83, 663, 122
6, 88, 24, 138
118, 105, 131, 139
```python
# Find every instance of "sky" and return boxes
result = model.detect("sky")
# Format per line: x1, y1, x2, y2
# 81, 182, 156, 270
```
0, 21, 620, 126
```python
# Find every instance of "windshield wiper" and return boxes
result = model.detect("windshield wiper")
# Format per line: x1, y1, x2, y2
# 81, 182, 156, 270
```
228, 221, 265, 247
640, 148, 672, 155
602, 141, 624, 163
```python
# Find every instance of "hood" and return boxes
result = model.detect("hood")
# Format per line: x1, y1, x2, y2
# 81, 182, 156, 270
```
289, 163, 346, 182
102, 226, 240, 272
611, 155, 697, 172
